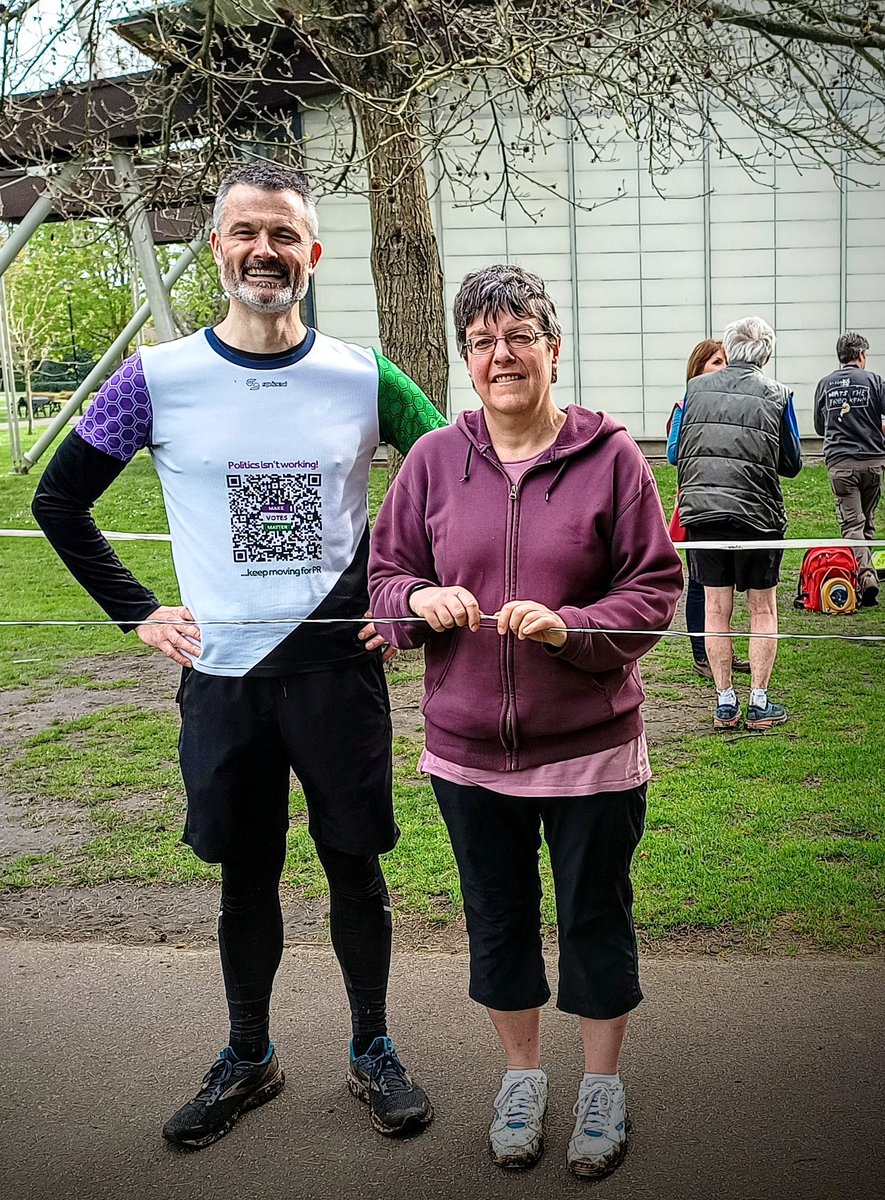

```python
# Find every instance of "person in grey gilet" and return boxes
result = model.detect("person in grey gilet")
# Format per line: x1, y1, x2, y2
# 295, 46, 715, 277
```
813, 331, 885, 606
674, 316, 802, 731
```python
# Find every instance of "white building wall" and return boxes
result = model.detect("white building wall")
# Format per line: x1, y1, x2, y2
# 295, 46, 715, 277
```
302, 106, 885, 440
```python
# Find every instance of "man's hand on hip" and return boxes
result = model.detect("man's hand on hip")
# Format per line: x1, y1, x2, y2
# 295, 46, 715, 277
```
136, 606, 202, 667
358, 611, 397, 663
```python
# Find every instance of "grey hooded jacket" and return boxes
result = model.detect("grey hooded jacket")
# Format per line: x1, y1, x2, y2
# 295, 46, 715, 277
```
676, 362, 802, 534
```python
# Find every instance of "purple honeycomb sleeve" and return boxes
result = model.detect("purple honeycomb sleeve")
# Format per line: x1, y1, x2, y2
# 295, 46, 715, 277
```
76, 352, 152, 462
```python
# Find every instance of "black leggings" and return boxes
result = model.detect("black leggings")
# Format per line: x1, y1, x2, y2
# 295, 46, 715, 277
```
219, 839, 392, 1059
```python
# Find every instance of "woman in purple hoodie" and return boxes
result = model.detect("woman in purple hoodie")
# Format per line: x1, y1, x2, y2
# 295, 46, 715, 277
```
369, 266, 682, 1179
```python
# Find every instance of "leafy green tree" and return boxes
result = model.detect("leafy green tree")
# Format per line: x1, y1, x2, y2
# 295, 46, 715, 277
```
4, 223, 226, 414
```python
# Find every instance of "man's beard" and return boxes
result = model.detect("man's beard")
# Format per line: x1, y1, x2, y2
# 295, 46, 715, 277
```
220, 256, 310, 314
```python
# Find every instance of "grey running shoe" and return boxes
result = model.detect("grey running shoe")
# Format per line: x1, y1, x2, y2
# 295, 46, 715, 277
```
162, 1045, 284, 1149
745, 700, 788, 730
567, 1077, 630, 1180
347, 1036, 433, 1135
488, 1070, 548, 1170
713, 702, 741, 730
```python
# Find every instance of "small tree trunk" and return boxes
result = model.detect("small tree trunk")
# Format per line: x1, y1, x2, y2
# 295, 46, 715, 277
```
356, 98, 449, 483
24, 370, 34, 435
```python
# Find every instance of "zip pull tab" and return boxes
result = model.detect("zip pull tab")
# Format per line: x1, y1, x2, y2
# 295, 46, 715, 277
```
509, 483, 517, 501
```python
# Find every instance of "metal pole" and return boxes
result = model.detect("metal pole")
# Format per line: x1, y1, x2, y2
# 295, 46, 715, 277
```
0, 160, 82, 280
20, 232, 207, 472
72, 1, 178, 343
0, 276, 23, 470
128, 238, 143, 348
110, 151, 178, 342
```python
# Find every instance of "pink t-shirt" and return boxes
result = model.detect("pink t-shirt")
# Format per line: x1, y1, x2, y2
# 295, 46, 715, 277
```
419, 734, 650, 797
500, 454, 543, 484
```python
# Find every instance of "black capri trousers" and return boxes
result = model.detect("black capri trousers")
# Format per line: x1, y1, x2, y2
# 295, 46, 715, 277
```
431, 778, 647, 1020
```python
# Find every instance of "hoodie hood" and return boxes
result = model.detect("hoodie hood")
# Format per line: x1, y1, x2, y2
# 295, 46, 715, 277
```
457, 404, 627, 463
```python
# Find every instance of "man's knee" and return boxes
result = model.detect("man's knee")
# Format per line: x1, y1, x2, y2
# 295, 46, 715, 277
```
746, 586, 778, 616
704, 586, 734, 617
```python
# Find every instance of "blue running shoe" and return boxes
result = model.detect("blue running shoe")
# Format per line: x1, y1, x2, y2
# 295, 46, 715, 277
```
162, 1045, 284, 1149
746, 700, 788, 730
713, 702, 741, 730
347, 1036, 433, 1135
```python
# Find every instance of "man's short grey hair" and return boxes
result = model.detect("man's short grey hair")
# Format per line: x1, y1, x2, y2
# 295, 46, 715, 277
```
722, 316, 776, 366
837, 331, 869, 365
453, 265, 562, 355
213, 161, 319, 242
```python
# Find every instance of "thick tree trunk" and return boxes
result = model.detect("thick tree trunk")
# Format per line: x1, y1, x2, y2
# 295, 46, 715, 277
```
356, 99, 449, 482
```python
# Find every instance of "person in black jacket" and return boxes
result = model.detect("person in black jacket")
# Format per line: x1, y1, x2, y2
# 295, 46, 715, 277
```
670, 316, 802, 732
814, 332, 885, 607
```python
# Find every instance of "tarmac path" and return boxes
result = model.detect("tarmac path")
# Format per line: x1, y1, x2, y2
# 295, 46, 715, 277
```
0, 942, 882, 1200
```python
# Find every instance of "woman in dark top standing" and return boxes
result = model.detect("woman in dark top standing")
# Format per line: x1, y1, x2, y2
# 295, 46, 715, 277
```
668, 339, 750, 680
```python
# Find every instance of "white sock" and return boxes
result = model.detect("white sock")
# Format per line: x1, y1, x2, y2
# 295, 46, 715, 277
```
750, 688, 768, 708
582, 1071, 621, 1087
717, 687, 737, 706
503, 1067, 546, 1081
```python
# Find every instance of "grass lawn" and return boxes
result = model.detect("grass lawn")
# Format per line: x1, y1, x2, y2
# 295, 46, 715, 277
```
1, 423, 882, 950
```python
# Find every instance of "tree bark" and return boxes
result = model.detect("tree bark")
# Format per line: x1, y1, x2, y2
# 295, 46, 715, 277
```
356, 97, 449, 482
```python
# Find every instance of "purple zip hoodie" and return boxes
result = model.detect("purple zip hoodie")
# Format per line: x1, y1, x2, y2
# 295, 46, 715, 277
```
369, 405, 684, 771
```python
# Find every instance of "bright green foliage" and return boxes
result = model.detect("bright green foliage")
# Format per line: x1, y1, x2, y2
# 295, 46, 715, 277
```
2, 223, 225, 379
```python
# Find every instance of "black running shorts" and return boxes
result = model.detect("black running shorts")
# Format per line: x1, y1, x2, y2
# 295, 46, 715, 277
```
687, 523, 783, 591
176, 655, 398, 863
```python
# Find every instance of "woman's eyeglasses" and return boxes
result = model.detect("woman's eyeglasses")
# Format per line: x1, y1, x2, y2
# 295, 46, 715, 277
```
465, 328, 550, 356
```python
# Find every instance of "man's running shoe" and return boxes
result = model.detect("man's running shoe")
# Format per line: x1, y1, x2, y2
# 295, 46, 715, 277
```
745, 700, 788, 730
162, 1045, 284, 1149
488, 1069, 548, 1169
692, 658, 714, 681
732, 656, 751, 674
713, 702, 742, 730
347, 1036, 433, 1136
567, 1076, 630, 1179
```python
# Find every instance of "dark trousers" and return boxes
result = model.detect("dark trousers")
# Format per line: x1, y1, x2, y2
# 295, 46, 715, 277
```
685, 566, 707, 663
432, 778, 647, 1020
829, 464, 883, 593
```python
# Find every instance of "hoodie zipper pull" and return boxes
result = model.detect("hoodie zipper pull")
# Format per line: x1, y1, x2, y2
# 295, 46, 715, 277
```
509, 483, 517, 501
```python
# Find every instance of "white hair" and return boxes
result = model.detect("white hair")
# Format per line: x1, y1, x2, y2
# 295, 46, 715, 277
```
722, 316, 775, 366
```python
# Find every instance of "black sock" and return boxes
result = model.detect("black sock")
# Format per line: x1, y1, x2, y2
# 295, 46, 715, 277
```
351, 1032, 386, 1056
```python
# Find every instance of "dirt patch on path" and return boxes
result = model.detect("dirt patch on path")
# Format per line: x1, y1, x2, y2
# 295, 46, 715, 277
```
0, 881, 867, 958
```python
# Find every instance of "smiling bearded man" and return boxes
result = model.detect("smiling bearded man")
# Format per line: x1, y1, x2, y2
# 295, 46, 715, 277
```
32, 161, 447, 1151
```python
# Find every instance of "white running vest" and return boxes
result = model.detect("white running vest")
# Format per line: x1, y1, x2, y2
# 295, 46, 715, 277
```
140, 329, 380, 676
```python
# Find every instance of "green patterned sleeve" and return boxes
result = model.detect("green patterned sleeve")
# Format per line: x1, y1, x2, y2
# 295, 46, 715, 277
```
374, 350, 448, 455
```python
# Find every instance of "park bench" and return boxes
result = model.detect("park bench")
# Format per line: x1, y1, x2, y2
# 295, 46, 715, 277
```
17, 395, 63, 418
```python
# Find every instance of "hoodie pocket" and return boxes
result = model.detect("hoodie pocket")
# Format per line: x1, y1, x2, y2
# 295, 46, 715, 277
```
421, 631, 459, 710
422, 630, 504, 741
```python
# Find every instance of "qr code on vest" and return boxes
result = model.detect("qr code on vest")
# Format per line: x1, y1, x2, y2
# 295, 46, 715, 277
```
227, 473, 322, 563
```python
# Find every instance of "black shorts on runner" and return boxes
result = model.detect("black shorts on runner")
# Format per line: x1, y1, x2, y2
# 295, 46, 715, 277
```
686, 523, 783, 592
176, 655, 398, 863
